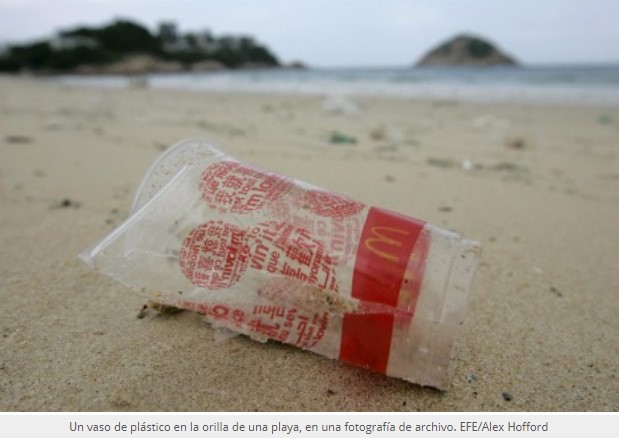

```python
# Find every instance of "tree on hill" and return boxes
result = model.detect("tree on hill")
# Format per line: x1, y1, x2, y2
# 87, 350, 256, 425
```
0, 18, 280, 73
60, 20, 160, 54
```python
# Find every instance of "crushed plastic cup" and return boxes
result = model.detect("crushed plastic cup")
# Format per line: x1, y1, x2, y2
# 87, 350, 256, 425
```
79, 138, 481, 390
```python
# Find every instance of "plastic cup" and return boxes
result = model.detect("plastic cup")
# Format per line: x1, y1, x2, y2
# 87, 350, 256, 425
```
79, 138, 481, 390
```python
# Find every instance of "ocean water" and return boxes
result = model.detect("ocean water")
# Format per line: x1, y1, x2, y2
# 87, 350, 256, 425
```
53, 64, 619, 106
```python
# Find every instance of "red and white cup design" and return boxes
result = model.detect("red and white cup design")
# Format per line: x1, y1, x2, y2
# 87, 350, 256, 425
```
267, 188, 366, 266
179, 220, 250, 290
178, 299, 330, 351
199, 160, 292, 214
178, 158, 431, 378
179, 219, 338, 293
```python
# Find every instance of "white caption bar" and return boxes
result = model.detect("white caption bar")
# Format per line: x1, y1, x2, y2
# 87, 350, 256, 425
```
0, 413, 617, 439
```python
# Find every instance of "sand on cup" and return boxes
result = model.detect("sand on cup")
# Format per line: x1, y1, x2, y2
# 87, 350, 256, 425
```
79, 138, 481, 390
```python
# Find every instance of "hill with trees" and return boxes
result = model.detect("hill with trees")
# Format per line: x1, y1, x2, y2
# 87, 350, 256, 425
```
0, 19, 280, 74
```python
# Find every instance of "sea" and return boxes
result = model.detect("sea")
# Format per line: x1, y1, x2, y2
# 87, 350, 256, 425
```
52, 64, 619, 106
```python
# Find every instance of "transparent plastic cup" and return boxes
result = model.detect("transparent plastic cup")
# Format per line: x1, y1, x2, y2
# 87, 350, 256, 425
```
79, 138, 481, 390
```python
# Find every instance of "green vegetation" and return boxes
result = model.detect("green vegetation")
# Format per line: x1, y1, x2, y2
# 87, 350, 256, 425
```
0, 19, 280, 73
466, 38, 493, 58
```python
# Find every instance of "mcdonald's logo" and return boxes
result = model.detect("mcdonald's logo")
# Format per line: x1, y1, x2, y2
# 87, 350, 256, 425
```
351, 206, 425, 306
364, 226, 410, 263
342, 207, 426, 373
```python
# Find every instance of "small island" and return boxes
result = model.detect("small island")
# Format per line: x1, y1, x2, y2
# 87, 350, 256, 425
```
0, 19, 282, 74
416, 34, 517, 67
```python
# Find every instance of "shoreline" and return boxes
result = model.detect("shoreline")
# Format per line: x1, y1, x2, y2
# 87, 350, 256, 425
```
4, 64, 616, 107
6, 74, 619, 117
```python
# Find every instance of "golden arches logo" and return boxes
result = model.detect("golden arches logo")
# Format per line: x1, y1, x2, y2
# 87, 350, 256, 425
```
364, 226, 410, 263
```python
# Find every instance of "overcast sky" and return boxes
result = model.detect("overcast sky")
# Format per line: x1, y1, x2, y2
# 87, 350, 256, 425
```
1, 0, 618, 66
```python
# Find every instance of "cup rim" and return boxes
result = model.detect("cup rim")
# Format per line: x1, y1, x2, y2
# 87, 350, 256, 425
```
129, 137, 227, 214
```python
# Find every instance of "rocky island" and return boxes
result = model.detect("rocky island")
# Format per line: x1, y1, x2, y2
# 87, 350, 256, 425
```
416, 34, 517, 67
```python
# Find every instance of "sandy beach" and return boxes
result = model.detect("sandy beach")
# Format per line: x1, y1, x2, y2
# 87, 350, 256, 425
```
0, 76, 618, 411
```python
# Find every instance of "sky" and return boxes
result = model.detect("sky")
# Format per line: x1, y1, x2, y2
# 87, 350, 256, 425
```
0, 0, 618, 66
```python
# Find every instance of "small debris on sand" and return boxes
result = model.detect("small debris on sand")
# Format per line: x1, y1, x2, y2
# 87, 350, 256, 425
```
505, 136, 527, 150
5, 135, 33, 144
461, 159, 474, 171
385, 175, 396, 183
329, 131, 357, 144
137, 302, 183, 319
50, 198, 81, 209
136, 305, 149, 319
502, 392, 513, 402
549, 286, 563, 297
147, 301, 184, 315
369, 126, 386, 141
